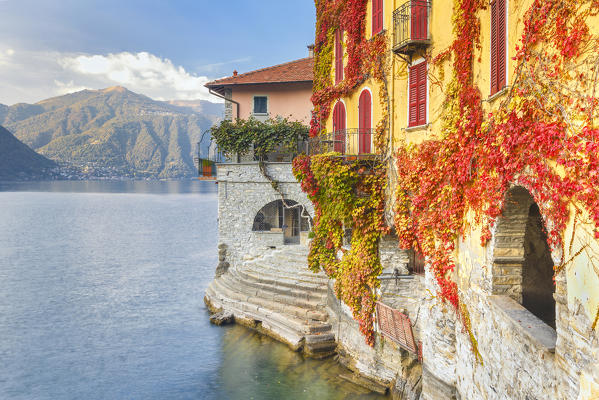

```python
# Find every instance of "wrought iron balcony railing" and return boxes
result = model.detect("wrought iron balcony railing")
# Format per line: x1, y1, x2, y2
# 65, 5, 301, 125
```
393, 0, 431, 55
308, 129, 378, 158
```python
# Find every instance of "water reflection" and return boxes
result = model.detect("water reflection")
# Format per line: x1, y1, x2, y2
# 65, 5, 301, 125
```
219, 325, 388, 400
0, 179, 217, 194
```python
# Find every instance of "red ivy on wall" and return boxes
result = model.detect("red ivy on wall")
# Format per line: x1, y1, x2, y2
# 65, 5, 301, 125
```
394, 0, 599, 334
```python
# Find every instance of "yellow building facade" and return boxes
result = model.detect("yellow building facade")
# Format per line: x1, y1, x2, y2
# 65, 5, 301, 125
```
314, 0, 599, 398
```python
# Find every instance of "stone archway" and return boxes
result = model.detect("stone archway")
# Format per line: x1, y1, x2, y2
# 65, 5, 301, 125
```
252, 199, 311, 244
491, 186, 556, 328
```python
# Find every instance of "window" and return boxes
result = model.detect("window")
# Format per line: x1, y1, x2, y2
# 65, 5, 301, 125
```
335, 29, 344, 84
253, 96, 268, 114
408, 61, 427, 127
490, 0, 507, 95
372, 0, 383, 35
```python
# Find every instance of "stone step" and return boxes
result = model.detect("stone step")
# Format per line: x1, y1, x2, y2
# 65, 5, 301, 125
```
212, 277, 329, 324
244, 257, 328, 280
237, 267, 328, 295
251, 258, 327, 280
240, 265, 328, 292
228, 269, 326, 302
206, 287, 305, 347
207, 279, 332, 335
221, 270, 326, 310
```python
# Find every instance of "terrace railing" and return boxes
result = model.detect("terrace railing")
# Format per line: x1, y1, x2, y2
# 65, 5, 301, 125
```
308, 129, 377, 159
393, 0, 431, 55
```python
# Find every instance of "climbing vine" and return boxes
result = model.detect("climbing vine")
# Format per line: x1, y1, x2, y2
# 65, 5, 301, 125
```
210, 117, 308, 160
394, 0, 599, 332
293, 154, 389, 345
292, 0, 393, 346
312, 0, 390, 153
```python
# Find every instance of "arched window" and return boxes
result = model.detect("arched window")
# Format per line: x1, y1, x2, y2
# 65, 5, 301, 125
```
252, 200, 311, 244
492, 187, 556, 328
332, 101, 346, 153
358, 90, 372, 154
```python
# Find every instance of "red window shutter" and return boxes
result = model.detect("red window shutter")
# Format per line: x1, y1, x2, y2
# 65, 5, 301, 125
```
417, 62, 427, 126
335, 30, 344, 84
359, 90, 372, 154
497, 0, 507, 92
373, 0, 383, 35
411, 0, 427, 40
409, 62, 427, 127
378, 0, 384, 33
490, 0, 498, 94
409, 64, 419, 127
333, 102, 346, 153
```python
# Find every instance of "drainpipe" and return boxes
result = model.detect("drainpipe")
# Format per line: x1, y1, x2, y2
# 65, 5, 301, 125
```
208, 88, 240, 120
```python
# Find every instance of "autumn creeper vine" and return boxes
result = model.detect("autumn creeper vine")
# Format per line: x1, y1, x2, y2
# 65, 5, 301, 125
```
298, 0, 599, 347
395, 0, 599, 348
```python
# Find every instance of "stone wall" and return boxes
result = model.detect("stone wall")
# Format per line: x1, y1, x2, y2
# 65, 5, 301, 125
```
416, 186, 599, 399
324, 240, 426, 399
217, 162, 313, 268
326, 280, 423, 399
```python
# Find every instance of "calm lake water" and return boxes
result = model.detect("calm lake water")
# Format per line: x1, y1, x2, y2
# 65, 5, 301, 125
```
0, 180, 386, 400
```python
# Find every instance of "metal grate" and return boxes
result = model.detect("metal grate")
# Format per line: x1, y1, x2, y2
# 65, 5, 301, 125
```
376, 301, 419, 356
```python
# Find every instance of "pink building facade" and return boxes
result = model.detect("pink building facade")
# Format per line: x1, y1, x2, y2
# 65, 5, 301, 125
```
205, 52, 314, 125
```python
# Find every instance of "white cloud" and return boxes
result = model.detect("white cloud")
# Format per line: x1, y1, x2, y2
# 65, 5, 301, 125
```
0, 46, 217, 105
58, 52, 212, 101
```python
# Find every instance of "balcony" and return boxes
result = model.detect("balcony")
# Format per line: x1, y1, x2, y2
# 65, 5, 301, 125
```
392, 0, 431, 55
308, 129, 378, 160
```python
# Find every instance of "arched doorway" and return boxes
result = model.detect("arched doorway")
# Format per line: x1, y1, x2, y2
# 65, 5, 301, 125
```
358, 89, 372, 154
492, 187, 556, 328
332, 101, 346, 153
252, 200, 311, 244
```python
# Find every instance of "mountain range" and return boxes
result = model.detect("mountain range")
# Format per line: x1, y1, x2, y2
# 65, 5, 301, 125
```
0, 87, 223, 179
0, 125, 57, 180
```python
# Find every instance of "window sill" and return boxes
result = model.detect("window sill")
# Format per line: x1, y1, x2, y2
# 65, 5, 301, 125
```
404, 123, 429, 132
488, 295, 557, 353
371, 28, 387, 40
486, 86, 510, 103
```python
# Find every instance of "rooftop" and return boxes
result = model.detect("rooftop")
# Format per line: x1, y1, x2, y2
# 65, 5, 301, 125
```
205, 57, 314, 93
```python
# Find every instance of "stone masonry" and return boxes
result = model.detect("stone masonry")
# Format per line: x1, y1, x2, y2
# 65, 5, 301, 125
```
216, 162, 313, 269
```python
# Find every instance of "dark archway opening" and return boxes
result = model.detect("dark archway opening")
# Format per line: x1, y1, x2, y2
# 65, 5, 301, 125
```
522, 203, 556, 329
492, 187, 556, 329
252, 200, 311, 244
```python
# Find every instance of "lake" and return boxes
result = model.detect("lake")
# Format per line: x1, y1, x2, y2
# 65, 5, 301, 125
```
0, 180, 385, 400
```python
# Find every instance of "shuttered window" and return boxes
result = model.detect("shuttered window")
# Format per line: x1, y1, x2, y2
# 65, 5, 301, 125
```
408, 61, 427, 127
372, 0, 383, 35
410, 0, 428, 40
490, 0, 507, 95
333, 102, 346, 153
335, 30, 344, 84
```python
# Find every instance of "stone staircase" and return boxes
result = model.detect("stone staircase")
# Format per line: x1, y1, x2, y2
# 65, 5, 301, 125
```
205, 245, 336, 358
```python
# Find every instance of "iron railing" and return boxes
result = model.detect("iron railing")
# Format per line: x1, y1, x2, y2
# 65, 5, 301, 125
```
393, 0, 431, 53
308, 129, 376, 157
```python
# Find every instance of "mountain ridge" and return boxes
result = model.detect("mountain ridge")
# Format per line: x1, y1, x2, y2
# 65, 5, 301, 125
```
0, 125, 57, 180
0, 88, 223, 178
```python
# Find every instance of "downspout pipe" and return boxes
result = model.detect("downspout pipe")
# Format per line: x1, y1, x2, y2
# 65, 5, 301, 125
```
208, 88, 240, 120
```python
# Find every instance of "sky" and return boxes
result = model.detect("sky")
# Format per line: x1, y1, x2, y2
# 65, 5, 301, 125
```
0, 0, 316, 105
